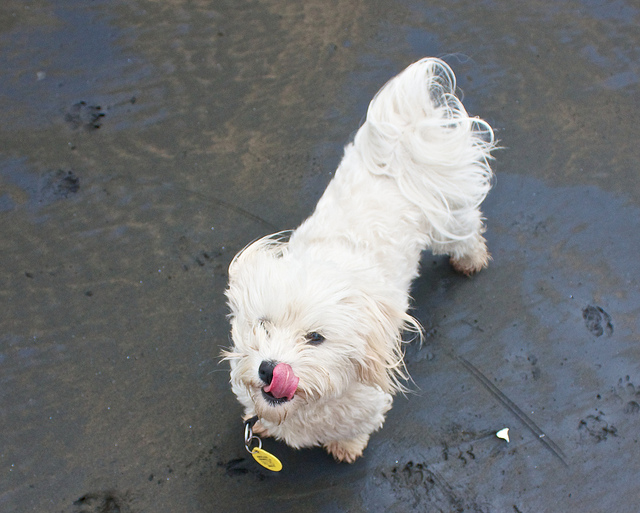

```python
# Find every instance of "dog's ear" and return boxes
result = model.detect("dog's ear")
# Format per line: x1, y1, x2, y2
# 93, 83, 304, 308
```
228, 231, 290, 281
226, 232, 291, 321
353, 295, 420, 393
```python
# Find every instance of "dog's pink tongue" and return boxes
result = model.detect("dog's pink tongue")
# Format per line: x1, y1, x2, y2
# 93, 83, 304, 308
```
264, 363, 299, 400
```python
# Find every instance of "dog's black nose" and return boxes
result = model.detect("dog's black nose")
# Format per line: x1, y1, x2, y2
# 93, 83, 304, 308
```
258, 360, 276, 385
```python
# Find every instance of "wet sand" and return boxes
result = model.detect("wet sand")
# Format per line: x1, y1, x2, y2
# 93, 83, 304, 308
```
1, 1, 639, 511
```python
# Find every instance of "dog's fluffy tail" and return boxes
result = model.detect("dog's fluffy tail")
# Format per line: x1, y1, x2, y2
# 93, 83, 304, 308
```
353, 58, 496, 245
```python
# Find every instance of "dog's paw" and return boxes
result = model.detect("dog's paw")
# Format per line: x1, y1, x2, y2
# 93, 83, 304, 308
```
323, 434, 370, 463
450, 244, 491, 276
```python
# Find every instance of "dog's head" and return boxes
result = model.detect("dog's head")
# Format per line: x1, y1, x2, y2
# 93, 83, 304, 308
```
223, 233, 418, 424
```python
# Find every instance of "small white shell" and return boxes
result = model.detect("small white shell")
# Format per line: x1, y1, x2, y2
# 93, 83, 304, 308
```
496, 427, 510, 443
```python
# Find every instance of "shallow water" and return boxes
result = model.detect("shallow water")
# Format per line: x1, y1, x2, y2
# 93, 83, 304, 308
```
1, 0, 639, 511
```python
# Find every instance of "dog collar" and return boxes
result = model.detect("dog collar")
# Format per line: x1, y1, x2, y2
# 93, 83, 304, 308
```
244, 416, 282, 472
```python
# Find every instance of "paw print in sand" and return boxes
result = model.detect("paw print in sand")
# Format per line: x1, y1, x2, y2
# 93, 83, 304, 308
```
611, 376, 640, 415
65, 101, 105, 130
582, 305, 613, 337
71, 491, 130, 513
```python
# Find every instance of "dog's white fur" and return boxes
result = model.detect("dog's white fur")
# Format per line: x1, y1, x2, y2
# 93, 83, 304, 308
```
224, 58, 495, 462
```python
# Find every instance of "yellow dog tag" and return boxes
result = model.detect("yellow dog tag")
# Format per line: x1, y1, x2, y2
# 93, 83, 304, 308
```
251, 447, 283, 472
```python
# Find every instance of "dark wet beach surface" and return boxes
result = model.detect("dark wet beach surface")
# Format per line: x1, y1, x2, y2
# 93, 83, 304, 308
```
1, 1, 639, 511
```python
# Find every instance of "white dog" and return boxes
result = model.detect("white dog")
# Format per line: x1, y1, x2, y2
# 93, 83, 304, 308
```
224, 58, 496, 463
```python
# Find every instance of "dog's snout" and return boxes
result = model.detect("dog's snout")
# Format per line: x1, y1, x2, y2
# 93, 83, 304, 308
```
258, 360, 276, 385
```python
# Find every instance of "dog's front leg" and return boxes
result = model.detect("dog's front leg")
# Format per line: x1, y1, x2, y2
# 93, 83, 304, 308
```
323, 433, 371, 463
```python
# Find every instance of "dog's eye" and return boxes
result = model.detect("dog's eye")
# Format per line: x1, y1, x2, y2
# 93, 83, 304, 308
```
305, 332, 325, 345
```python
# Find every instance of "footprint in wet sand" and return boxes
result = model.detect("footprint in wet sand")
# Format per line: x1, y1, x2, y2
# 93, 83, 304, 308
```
582, 305, 613, 337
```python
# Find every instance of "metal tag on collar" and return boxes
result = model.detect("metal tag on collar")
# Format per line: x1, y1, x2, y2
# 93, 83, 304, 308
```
243, 417, 283, 472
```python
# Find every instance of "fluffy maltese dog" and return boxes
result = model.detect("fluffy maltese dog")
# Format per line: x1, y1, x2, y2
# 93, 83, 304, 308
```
224, 58, 496, 463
